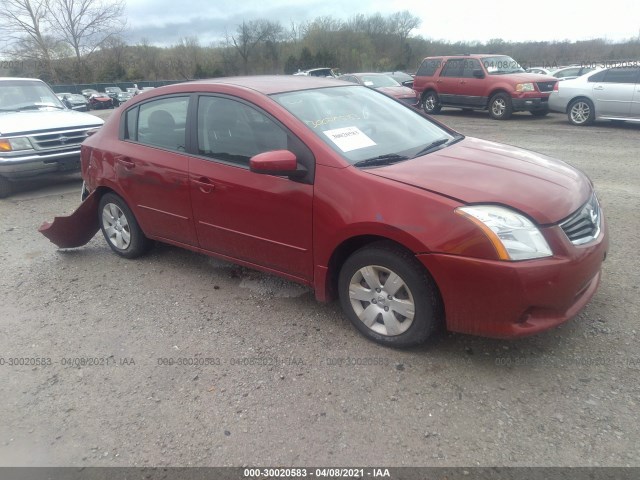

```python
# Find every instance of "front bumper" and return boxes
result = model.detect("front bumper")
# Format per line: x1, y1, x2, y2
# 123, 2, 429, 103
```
418, 219, 608, 338
511, 96, 549, 112
0, 149, 81, 179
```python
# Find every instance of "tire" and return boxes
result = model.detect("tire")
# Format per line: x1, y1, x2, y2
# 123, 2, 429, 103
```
488, 93, 513, 120
338, 242, 442, 348
422, 91, 441, 114
0, 176, 12, 199
530, 109, 549, 117
98, 192, 151, 258
568, 98, 595, 126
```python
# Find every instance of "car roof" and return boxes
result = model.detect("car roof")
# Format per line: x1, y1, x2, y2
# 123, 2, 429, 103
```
167, 75, 351, 95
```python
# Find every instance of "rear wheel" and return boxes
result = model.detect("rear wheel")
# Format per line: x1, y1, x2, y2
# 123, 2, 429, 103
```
98, 193, 151, 258
488, 93, 513, 120
568, 98, 595, 126
338, 242, 441, 348
422, 91, 441, 114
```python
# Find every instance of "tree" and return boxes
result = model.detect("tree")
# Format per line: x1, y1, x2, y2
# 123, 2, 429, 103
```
0, 0, 59, 81
47, 0, 126, 81
232, 19, 283, 74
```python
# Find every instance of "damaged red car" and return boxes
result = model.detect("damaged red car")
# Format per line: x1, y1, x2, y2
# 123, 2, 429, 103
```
40, 76, 608, 347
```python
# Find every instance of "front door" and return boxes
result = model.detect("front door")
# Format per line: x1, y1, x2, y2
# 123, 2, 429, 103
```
188, 95, 314, 281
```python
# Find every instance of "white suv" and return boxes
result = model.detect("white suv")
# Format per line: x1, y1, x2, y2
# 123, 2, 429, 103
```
0, 77, 103, 197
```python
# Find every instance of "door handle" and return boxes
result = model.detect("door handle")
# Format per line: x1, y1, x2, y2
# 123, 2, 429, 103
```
460, 81, 467, 84
192, 176, 215, 193
116, 156, 135, 169
594, 86, 604, 90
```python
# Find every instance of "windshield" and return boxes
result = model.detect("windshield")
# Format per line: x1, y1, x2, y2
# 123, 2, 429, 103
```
272, 85, 457, 165
0, 79, 65, 111
482, 56, 525, 75
360, 75, 401, 88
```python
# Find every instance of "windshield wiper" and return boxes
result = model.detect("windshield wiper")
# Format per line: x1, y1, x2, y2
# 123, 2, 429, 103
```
412, 138, 452, 158
353, 154, 409, 168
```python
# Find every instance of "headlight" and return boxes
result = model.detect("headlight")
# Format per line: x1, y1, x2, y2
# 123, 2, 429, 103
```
0, 137, 34, 152
456, 205, 552, 261
515, 82, 535, 92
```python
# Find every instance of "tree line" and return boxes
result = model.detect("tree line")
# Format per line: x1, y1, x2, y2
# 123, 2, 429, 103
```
1, 2, 639, 85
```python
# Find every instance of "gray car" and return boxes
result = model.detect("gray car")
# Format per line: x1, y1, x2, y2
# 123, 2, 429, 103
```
548, 66, 640, 126
0, 77, 103, 197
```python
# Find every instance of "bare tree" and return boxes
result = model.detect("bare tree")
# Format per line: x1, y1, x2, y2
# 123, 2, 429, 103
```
232, 20, 282, 74
0, 0, 59, 81
47, 0, 126, 81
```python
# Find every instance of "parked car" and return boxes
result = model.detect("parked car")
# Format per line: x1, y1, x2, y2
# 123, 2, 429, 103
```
383, 71, 415, 88
340, 73, 418, 106
552, 66, 596, 81
0, 77, 103, 198
40, 76, 607, 347
81, 88, 100, 99
115, 91, 133, 106
126, 87, 140, 96
86, 92, 114, 110
413, 54, 558, 119
549, 66, 640, 126
293, 68, 338, 78
104, 86, 123, 102
56, 93, 89, 112
526, 67, 555, 75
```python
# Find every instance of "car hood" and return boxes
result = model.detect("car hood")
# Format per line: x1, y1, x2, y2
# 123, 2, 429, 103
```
376, 86, 416, 97
367, 137, 591, 224
0, 109, 103, 136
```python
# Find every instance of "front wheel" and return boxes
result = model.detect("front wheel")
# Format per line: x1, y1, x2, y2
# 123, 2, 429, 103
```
422, 91, 441, 114
488, 93, 513, 120
338, 243, 441, 348
568, 98, 595, 126
98, 193, 151, 258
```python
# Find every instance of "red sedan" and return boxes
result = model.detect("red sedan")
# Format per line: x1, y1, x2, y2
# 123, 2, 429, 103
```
40, 76, 607, 347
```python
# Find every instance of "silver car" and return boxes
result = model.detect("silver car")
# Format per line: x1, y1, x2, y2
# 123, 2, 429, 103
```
549, 66, 640, 126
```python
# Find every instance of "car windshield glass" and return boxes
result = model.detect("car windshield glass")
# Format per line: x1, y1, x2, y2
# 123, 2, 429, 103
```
482, 56, 525, 74
360, 75, 400, 88
272, 85, 457, 165
0, 79, 65, 111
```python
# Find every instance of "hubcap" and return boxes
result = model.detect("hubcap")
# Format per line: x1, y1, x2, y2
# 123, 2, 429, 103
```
348, 265, 415, 336
570, 102, 590, 124
492, 98, 505, 116
425, 95, 436, 110
102, 203, 131, 250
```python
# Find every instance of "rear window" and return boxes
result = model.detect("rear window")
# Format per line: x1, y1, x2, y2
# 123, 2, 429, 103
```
416, 58, 442, 77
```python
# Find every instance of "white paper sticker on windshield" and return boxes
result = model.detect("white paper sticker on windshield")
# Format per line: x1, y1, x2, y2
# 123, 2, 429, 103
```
323, 127, 376, 152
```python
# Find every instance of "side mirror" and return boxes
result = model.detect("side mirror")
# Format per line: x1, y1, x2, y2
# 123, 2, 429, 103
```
472, 69, 485, 79
250, 150, 306, 178
402, 80, 414, 88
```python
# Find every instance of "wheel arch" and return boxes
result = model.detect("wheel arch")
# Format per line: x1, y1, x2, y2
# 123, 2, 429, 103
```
323, 234, 442, 305
566, 95, 593, 114
486, 88, 511, 108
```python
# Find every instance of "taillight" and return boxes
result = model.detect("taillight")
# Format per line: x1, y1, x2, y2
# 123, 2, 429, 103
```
553, 82, 559, 92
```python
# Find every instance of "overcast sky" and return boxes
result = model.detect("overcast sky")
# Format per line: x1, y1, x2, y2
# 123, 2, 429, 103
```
123, 0, 640, 46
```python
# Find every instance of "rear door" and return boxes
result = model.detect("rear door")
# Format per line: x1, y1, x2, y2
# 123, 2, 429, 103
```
117, 95, 199, 246
188, 95, 314, 281
437, 59, 465, 105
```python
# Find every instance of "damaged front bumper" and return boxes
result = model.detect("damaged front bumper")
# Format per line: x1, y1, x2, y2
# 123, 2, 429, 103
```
39, 190, 100, 248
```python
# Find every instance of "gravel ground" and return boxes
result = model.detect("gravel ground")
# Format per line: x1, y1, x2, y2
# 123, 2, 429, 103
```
0, 108, 639, 467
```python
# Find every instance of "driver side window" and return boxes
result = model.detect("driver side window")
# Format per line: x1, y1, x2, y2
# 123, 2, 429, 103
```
197, 96, 288, 167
